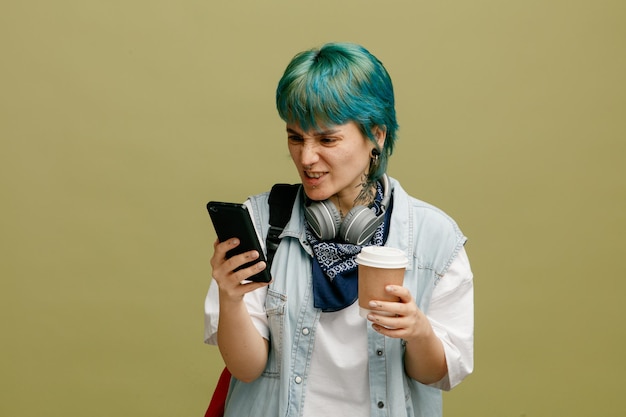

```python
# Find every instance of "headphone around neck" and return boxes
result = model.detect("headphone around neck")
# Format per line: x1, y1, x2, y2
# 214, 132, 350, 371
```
304, 174, 391, 245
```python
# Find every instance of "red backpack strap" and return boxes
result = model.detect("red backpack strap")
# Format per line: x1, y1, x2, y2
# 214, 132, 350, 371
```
204, 367, 232, 417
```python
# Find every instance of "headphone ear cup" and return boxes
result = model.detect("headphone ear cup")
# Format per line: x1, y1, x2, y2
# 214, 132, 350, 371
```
340, 206, 380, 245
304, 199, 342, 241
304, 174, 391, 243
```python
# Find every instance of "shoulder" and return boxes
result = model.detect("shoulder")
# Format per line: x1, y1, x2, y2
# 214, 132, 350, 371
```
246, 184, 303, 239
237, 191, 271, 244
247, 189, 271, 207
388, 178, 467, 275
390, 178, 465, 240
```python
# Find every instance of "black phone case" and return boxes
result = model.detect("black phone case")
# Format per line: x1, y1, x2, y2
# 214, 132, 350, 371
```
206, 201, 271, 282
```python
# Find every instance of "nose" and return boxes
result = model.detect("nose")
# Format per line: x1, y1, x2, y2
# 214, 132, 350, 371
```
300, 143, 319, 168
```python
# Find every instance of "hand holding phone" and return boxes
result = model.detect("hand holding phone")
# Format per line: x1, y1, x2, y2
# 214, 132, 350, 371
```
207, 201, 272, 283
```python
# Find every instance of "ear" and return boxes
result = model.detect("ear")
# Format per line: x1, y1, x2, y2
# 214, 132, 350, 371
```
372, 126, 387, 149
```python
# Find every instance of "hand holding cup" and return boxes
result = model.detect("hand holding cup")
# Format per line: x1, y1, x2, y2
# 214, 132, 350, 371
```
356, 246, 408, 319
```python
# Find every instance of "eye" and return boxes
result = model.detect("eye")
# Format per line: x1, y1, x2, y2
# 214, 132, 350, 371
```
320, 137, 337, 145
288, 134, 303, 144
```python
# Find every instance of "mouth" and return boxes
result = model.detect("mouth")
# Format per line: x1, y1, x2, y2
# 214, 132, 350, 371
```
305, 171, 326, 179
302, 170, 328, 188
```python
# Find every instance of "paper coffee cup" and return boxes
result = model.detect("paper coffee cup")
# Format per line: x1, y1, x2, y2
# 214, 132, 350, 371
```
355, 246, 408, 318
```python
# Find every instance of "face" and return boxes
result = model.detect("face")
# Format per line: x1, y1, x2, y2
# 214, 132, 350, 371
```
286, 121, 384, 210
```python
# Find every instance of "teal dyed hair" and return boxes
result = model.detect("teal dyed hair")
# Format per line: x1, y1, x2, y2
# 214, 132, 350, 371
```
276, 42, 399, 182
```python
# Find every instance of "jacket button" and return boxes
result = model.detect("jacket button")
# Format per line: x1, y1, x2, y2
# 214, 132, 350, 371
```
302, 328, 310, 335
295, 376, 303, 384
377, 349, 383, 356
377, 401, 385, 408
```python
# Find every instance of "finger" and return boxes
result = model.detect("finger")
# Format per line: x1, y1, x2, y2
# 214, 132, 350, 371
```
210, 239, 238, 274
371, 322, 411, 339
367, 297, 406, 316
367, 298, 420, 325
217, 275, 271, 302
234, 277, 272, 294
385, 285, 413, 303
215, 260, 271, 299
367, 312, 404, 333
233, 258, 268, 282
224, 249, 261, 273
213, 237, 240, 257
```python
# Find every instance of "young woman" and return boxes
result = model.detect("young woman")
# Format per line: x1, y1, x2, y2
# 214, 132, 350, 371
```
205, 42, 474, 417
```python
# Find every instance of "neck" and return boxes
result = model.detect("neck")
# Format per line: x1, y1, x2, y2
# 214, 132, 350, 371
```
333, 184, 376, 218
354, 182, 376, 207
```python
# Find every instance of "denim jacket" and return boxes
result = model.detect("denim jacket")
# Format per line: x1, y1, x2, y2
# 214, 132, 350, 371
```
223, 178, 467, 417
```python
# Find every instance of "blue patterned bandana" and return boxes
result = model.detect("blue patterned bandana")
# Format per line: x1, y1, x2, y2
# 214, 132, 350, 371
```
306, 181, 391, 312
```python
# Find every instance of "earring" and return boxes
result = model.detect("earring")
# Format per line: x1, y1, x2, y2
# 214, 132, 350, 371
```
371, 148, 380, 163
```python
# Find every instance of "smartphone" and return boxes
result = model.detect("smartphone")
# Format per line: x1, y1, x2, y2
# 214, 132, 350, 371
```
206, 201, 271, 282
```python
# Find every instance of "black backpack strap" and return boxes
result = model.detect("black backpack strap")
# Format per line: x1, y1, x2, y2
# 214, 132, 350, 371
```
266, 184, 300, 268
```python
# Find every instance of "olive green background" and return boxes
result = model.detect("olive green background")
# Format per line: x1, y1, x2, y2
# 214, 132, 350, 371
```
2, 1, 624, 416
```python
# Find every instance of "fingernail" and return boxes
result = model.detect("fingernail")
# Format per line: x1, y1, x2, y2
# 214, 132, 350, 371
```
369, 301, 379, 308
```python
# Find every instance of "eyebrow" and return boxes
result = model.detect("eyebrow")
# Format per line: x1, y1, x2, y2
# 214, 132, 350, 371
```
286, 127, 341, 137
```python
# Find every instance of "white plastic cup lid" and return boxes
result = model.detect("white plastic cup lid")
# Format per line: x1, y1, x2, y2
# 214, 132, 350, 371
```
355, 246, 408, 269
